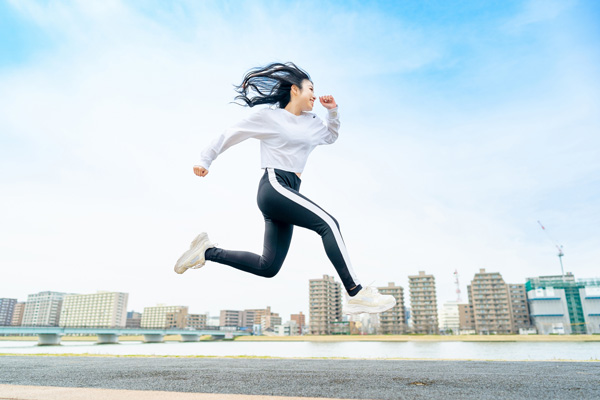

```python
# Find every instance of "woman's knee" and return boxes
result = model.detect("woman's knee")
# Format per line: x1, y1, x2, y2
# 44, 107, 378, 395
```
258, 260, 283, 278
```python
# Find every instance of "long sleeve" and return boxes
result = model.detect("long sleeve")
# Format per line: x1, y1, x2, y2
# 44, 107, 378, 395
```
320, 107, 340, 145
198, 109, 272, 170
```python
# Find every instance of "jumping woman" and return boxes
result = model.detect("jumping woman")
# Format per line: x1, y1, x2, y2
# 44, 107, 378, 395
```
174, 62, 395, 314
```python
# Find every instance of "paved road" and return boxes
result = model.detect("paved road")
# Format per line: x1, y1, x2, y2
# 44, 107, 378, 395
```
1, 356, 599, 399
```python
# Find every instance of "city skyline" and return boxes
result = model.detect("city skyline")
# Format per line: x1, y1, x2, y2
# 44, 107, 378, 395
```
1, 1, 599, 322
3, 267, 599, 335
3, 268, 597, 327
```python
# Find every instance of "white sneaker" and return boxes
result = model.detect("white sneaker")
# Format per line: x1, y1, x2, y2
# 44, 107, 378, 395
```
174, 232, 215, 274
344, 286, 396, 314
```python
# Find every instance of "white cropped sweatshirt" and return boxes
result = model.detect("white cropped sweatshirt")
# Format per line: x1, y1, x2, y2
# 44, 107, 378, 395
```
198, 107, 340, 174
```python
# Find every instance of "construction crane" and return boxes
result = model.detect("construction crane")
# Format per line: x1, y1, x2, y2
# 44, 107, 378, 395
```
453, 269, 462, 303
537, 220, 565, 276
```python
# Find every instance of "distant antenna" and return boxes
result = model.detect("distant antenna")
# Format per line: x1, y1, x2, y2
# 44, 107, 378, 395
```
537, 220, 565, 276
453, 269, 462, 302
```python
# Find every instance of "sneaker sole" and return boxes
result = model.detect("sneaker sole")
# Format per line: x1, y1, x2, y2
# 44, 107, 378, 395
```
174, 233, 209, 274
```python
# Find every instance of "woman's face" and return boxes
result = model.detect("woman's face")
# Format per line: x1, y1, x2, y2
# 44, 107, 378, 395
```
297, 79, 316, 111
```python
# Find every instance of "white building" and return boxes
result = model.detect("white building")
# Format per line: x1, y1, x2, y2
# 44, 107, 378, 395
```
581, 287, 600, 334
59, 291, 128, 328
527, 275, 600, 335
527, 286, 571, 334
206, 315, 220, 327
438, 301, 461, 334
22, 291, 66, 326
275, 320, 300, 336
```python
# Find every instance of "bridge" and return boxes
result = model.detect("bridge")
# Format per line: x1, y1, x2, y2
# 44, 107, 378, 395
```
0, 326, 251, 345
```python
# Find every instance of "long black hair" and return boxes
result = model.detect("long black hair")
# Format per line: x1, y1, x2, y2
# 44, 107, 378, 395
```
234, 62, 312, 108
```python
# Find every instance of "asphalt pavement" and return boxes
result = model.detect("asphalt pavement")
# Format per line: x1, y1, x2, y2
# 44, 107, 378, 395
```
1, 355, 599, 399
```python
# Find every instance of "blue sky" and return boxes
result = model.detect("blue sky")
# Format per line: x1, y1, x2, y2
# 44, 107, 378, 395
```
1, 0, 599, 321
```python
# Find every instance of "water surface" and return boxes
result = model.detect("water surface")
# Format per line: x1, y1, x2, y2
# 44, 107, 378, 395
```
1, 340, 598, 361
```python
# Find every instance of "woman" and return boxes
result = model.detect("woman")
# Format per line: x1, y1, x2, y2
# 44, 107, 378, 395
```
175, 62, 395, 314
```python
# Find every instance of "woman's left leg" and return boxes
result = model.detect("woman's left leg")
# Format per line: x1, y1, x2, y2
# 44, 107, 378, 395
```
204, 216, 293, 278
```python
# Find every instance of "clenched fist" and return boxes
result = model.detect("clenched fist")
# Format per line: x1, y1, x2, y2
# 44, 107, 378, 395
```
193, 165, 209, 177
319, 95, 337, 110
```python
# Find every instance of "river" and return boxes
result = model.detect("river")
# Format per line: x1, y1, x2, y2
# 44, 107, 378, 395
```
1, 340, 599, 361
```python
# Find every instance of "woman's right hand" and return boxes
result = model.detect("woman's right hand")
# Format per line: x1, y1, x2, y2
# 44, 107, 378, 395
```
193, 165, 209, 177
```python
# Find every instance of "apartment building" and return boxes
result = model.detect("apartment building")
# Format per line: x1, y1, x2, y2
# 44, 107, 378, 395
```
377, 282, 407, 334
0, 298, 16, 326
142, 305, 188, 329
11, 302, 26, 326
242, 310, 257, 329
408, 271, 439, 334
220, 310, 243, 328
508, 284, 531, 333
469, 269, 517, 334
186, 313, 208, 330
22, 291, 66, 326
219, 308, 279, 332
309, 275, 342, 335
59, 291, 128, 328
458, 303, 476, 333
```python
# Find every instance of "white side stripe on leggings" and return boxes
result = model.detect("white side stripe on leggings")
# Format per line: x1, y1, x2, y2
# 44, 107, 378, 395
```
267, 168, 360, 286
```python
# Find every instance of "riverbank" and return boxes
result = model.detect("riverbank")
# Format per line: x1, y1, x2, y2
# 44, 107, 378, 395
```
236, 334, 600, 342
1, 334, 598, 342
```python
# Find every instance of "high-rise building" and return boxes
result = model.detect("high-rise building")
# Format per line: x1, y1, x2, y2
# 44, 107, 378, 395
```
526, 274, 600, 334
22, 291, 66, 326
508, 284, 531, 333
59, 291, 128, 328
0, 298, 17, 326
11, 302, 26, 326
468, 269, 513, 334
377, 282, 407, 334
408, 271, 439, 334
309, 275, 342, 335
438, 301, 461, 334
141, 305, 188, 329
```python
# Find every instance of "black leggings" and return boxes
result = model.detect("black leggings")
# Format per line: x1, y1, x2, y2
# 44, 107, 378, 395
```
204, 168, 362, 295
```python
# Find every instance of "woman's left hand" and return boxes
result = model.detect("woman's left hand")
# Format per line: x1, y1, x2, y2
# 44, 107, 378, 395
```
319, 95, 337, 110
